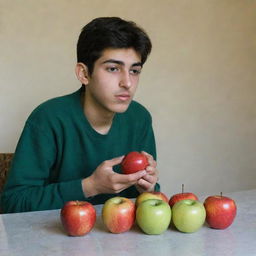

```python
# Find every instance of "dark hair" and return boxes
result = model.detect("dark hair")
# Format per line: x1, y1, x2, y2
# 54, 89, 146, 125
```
77, 17, 152, 75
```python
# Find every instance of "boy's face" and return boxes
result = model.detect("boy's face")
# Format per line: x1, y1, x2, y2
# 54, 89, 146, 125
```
84, 48, 142, 115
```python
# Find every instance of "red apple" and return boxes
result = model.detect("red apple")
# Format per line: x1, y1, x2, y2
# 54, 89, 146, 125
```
204, 193, 237, 229
135, 191, 169, 207
121, 151, 148, 174
169, 184, 198, 208
60, 201, 96, 236
102, 197, 135, 233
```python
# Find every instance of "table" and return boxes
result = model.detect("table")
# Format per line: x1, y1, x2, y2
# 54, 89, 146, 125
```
0, 189, 255, 256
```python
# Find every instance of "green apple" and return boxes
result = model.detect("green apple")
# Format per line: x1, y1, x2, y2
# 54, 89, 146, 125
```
172, 199, 206, 233
136, 199, 171, 235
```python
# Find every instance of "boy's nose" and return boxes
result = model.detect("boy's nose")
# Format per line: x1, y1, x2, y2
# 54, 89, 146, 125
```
119, 71, 132, 88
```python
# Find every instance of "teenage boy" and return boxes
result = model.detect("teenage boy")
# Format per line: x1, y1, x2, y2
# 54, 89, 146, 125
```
1, 17, 159, 213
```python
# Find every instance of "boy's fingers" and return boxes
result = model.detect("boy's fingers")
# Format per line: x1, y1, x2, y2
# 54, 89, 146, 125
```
105, 156, 125, 167
145, 166, 157, 174
114, 170, 146, 184
141, 151, 156, 167
137, 178, 152, 190
141, 151, 152, 159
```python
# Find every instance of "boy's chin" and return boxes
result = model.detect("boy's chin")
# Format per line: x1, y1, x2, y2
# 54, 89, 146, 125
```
114, 103, 131, 113
115, 107, 129, 113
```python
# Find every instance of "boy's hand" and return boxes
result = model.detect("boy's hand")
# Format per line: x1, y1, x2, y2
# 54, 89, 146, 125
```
135, 151, 159, 193
82, 156, 147, 197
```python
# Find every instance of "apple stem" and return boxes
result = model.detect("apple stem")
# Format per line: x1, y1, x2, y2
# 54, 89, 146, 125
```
182, 184, 184, 194
220, 192, 223, 197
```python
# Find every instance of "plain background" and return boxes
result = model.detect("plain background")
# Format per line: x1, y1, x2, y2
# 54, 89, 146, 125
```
0, 0, 255, 197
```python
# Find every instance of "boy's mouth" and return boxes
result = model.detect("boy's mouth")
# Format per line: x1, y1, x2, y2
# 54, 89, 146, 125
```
115, 93, 131, 101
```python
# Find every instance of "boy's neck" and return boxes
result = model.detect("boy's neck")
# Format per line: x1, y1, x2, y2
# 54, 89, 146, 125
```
81, 90, 115, 135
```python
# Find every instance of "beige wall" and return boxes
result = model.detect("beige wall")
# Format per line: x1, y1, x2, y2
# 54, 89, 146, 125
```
0, 0, 256, 197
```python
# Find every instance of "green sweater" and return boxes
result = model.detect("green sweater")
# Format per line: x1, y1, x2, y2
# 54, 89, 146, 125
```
1, 87, 159, 213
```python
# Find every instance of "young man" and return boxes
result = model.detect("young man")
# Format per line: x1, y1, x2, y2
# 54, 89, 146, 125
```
1, 17, 159, 213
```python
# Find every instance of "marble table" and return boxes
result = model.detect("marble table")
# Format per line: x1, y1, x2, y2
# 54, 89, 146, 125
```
0, 189, 255, 256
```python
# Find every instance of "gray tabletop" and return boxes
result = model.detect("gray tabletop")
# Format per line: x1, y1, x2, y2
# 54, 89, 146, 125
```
0, 189, 255, 256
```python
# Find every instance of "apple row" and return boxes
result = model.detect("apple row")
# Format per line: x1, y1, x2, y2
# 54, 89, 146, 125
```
60, 190, 237, 236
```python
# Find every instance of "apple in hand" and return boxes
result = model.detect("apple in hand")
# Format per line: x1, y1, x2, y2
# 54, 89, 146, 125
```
135, 191, 169, 206
60, 201, 96, 236
204, 193, 237, 229
172, 199, 206, 233
136, 199, 171, 235
102, 197, 135, 234
169, 184, 198, 208
121, 151, 149, 174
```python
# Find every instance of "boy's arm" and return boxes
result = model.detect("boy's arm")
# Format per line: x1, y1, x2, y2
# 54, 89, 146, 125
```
0, 122, 86, 213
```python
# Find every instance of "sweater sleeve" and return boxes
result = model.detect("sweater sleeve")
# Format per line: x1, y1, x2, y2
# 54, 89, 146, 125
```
1, 121, 86, 213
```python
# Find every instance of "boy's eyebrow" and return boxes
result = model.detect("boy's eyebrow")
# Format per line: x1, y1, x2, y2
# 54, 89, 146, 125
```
102, 59, 142, 67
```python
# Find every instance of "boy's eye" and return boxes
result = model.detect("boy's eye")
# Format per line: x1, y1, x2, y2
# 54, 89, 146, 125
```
105, 66, 141, 75
130, 69, 141, 75
107, 66, 119, 72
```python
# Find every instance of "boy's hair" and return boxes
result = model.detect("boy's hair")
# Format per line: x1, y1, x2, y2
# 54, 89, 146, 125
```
77, 17, 152, 75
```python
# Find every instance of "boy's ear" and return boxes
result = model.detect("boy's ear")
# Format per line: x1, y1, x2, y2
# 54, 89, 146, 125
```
75, 63, 90, 85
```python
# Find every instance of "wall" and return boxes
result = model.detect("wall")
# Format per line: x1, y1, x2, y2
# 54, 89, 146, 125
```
0, 0, 256, 197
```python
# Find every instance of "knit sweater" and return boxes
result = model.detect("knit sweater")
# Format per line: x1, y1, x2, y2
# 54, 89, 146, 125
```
1, 87, 159, 213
